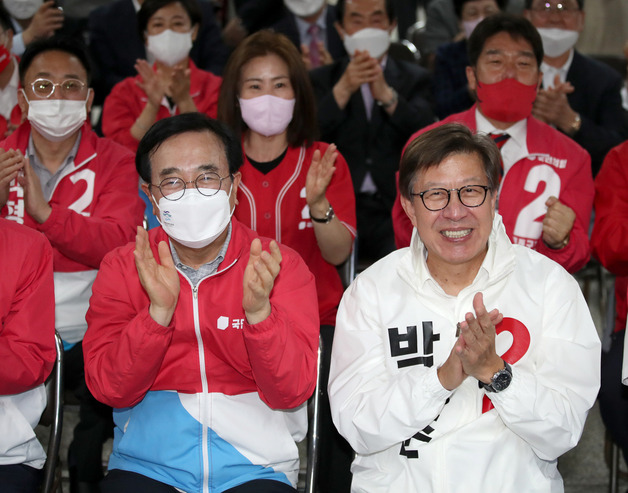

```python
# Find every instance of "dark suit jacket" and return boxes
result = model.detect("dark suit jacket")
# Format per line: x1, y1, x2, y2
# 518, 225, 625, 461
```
310, 56, 435, 210
563, 51, 628, 175
270, 6, 346, 62
88, 0, 229, 104
433, 39, 473, 119
235, 0, 283, 33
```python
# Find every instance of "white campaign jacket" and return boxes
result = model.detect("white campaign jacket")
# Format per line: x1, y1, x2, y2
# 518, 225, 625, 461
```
329, 214, 601, 493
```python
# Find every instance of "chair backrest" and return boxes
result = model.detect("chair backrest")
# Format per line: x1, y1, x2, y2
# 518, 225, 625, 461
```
337, 242, 357, 289
304, 336, 323, 493
40, 331, 64, 493
389, 40, 421, 63
407, 22, 429, 67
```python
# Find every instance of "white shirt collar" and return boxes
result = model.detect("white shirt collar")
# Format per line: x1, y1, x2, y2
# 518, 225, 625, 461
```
294, 6, 328, 45
474, 107, 529, 174
132, 0, 142, 13
403, 214, 516, 295
541, 49, 574, 89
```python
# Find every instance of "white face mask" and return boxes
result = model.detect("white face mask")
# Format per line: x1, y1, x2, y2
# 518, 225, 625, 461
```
537, 27, 580, 58
239, 95, 295, 137
284, 0, 325, 17
23, 90, 88, 142
155, 186, 234, 249
4, 0, 42, 20
343, 27, 390, 59
146, 29, 193, 67
462, 17, 484, 40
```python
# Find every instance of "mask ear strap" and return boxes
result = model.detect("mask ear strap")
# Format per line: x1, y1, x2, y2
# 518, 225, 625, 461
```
226, 182, 236, 217
20, 87, 30, 104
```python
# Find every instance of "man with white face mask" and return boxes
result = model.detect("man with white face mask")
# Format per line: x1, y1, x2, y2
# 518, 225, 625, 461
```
83, 113, 319, 493
0, 36, 145, 492
310, 0, 434, 264
524, 0, 628, 174
271, 0, 346, 70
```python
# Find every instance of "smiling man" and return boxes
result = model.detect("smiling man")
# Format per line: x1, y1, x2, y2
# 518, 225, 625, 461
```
329, 122, 600, 492
393, 13, 593, 275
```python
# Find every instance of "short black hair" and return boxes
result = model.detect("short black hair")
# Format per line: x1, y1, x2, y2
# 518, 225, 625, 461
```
136, 113, 243, 183
336, 0, 395, 24
468, 13, 544, 68
524, 0, 583, 9
399, 123, 501, 200
137, 0, 202, 38
19, 36, 92, 86
0, 3, 13, 33
453, 0, 507, 19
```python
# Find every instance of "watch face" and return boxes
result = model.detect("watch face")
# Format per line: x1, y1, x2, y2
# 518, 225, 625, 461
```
492, 371, 512, 392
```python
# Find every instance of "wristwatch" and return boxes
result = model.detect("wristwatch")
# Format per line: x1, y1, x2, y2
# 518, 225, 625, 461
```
479, 360, 513, 393
310, 205, 335, 224
376, 88, 398, 109
569, 113, 582, 135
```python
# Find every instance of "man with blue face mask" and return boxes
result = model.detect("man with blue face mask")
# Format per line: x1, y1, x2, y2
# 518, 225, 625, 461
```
524, 0, 628, 175
0, 36, 145, 492
83, 112, 320, 493
310, 0, 434, 265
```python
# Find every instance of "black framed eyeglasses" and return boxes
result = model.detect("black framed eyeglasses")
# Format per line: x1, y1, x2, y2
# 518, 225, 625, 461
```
150, 171, 232, 201
411, 185, 491, 212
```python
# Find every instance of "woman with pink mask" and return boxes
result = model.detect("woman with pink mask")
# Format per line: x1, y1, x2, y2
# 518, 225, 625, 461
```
218, 30, 357, 493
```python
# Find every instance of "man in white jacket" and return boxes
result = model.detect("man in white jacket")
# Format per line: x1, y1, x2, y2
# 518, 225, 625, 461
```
328, 123, 601, 492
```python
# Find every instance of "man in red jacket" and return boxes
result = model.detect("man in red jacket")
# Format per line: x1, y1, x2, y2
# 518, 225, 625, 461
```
590, 139, 628, 472
0, 215, 55, 492
83, 113, 320, 493
392, 13, 593, 274
0, 36, 144, 492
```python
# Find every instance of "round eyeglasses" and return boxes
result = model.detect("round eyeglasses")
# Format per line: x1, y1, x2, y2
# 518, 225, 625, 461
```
530, 2, 580, 18
151, 172, 232, 201
412, 185, 490, 212
30, 78, 87, 99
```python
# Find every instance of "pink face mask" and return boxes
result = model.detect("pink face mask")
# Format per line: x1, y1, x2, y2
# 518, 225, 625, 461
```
462, 17, 484, 40
475, 78, 537, 123
238, 95, 296, 137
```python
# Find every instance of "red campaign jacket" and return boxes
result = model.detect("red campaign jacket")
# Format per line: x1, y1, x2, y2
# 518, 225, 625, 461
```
83, 219, 320, 410
0, 105, 22, 138
0, 121, 145, 272
235, 143, 356, 326
101, 60, 222, 153
591, 140, 628, 332
0, 218, 55, 395
392, 106, 593, 274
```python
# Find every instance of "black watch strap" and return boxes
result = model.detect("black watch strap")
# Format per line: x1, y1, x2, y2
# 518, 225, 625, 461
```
310, 205, 334, 224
